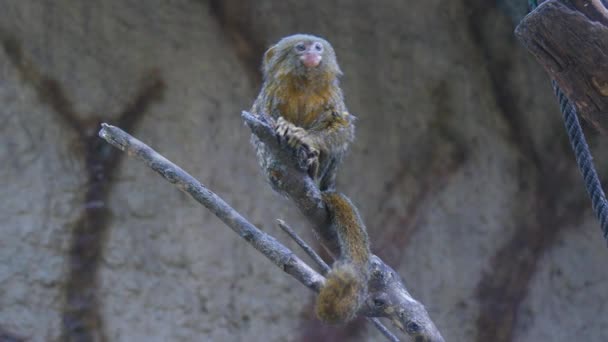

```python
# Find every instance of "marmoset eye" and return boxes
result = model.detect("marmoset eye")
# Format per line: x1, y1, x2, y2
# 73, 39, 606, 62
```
295, 43, 306, 52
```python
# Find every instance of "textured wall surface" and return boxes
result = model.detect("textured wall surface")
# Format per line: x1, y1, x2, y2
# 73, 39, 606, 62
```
1, 1, 607, 341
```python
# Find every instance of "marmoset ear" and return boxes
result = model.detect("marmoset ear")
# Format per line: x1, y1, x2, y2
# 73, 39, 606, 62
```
261, 45, 277, 77
263, 45, 276, 67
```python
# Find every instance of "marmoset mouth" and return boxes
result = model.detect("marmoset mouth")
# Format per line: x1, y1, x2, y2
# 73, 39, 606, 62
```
301, 53, 322, 68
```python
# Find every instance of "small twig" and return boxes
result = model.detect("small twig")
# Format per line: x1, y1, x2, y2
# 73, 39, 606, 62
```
277, 219, 330, 274
278, 219, 399, 342
369, 317, 400, 342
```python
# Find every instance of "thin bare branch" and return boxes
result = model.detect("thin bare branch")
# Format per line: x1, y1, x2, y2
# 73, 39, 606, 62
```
98, 123, 324, 292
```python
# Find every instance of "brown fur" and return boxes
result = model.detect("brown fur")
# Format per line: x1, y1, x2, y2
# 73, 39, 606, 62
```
316, 192, 371, 323
324, 192, 370, 265
315, 265, 363, 323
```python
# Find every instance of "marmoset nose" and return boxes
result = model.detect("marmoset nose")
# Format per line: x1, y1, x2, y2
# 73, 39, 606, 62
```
300, 52, 321, 68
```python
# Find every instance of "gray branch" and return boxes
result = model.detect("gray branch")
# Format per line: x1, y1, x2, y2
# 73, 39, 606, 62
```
98, 123, 324, 291
98, 123, 401, 341
243, 111, 445, 342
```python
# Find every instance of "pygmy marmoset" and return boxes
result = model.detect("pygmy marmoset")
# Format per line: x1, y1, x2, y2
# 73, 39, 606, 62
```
249, 34, 371, 323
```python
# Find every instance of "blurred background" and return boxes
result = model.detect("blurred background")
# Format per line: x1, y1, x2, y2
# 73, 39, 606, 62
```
2, 1, 608, 341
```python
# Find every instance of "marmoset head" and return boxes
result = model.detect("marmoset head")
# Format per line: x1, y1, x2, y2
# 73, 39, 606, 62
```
262, 34, 342, 81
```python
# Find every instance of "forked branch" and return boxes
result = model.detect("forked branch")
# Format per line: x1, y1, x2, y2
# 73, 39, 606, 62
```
98, 120, 443, 342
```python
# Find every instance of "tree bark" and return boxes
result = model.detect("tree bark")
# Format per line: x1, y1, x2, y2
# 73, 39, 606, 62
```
515, 0, 608, 133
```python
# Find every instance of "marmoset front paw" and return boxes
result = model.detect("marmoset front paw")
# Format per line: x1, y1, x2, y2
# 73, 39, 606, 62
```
275, 116, 320, 178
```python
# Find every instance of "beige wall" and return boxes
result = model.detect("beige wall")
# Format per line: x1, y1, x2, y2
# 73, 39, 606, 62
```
1, 1, 607, 341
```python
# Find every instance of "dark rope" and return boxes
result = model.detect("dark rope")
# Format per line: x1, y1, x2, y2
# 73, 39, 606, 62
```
526, 0, 608, 242
553, 82, 608, 240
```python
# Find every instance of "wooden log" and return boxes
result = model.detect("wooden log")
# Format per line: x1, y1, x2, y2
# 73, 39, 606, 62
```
515, 0, 608, 133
